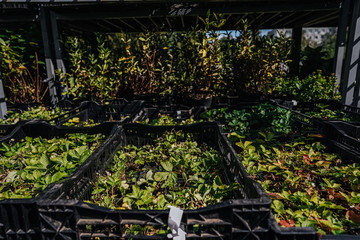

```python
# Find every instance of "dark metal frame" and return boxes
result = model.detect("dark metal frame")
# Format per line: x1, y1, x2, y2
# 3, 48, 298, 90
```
340, 0, 360, 106
334, 0, 351, 87
0, 79, 7, 119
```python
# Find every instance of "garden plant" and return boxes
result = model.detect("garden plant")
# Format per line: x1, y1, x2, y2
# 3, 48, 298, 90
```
237, 134, 360, 235
0, 133, 104, 199
0, 106, 67, 124
142, 106, 360, 235
90, 130, 239, 210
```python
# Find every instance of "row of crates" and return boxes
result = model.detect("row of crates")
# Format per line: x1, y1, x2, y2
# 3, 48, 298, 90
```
0, 98, 359, 239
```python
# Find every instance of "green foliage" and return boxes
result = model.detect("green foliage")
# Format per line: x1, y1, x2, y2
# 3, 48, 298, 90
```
222, 23, 292, 95
62, 118, 101, 127
139, 114, 199, 126
200, 103, 293, 138
272, 71, 340, 101
238, 135, 360, 235
0, 28, 47, 104
300, 33, 336, 77
61, 34, 132, 101
303, 104, 360, 122
62, 15, 292, 101
0, 133, 104, 199
200, 107, 250, 135
0, 106, 68, 124
90, 130, 240, 210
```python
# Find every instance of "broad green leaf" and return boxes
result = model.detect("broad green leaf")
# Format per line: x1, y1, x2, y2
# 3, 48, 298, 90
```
160, 161, 173, 172
5, 171, 17, 182
39, 154, 50, 168
50, 172, 68, 183
154, 172, 169, 181
272, 200, 285, 214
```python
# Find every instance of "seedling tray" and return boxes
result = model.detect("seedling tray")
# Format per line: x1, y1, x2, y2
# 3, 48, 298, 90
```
0, 120, 121, 199
53, 100, 145, 126
312, 119, 360, 162
0, 100, 81, 136
274, 99, 360, 123
0, 121, 26, 138
17, 122, 317, 240
142, 104, 205, 122
0, 198, 318, 240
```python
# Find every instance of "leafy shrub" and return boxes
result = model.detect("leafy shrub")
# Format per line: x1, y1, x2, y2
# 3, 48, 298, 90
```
200, 103, 293, 137
0, 106, 67, 124
62, 34, 133, 101
0, 29, 47, 104
222, 23, 292, 96
272, 70, 339, 101
61, 15, 292, 101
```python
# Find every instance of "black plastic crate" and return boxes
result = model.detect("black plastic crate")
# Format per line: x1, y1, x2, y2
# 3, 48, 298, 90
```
0, 198, 319, 240
0, 100, 81, 136
28, 122, 319, 240
141, 105, 206, 122
311, 119, 360, 162
0, 120, 121, 200
53, 100, 145, 126
320, 235, 360, 240
0, 121, 24, 138
270, 100, 316, 130
274, 99, 360, 122
0, 120, 119, 143
213, 94, 263, 108
319, 120, 360, 139
6, 99, 78, 112
0, 101, 78, 135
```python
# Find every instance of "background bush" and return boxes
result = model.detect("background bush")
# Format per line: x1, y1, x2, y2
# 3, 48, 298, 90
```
0, 15, 339, 103
272, 71, 339, 101
0, 26, 48, 104
61, 16, 293, 102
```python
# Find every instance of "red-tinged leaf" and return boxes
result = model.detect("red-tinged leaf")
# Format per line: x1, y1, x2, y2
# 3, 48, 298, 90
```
334, 192, 345, 200
288, 219, 295, 226
308, 133, 323, 138
354, 204, 360, 211
306, 188, 313, 196
327, 188, 335, 200
279, 219, 295, 227
347, 210, 360, 224
268, 192, 283, 200
316, 218, 335, 233
303, 154, 311, 164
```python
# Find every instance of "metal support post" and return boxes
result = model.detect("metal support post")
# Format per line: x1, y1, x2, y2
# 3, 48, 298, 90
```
333, 0, 351, 86
40, 7, 58, 105
291, 26, 302, 76
50, 11, 68, 99
341, 0, 360, 106
0, 79, 8, 120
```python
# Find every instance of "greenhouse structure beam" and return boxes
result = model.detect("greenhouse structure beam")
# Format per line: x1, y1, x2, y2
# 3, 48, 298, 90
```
334, 0, 351, 86
39, 7, 68, 104
341, 0, 360, 106
291, 26, 302, 76
0, 79, 7, 120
